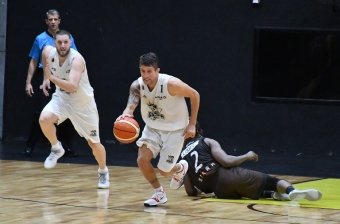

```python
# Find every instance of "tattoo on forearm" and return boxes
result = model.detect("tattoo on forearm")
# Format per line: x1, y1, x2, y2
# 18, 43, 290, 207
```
127, 81, 140, 105
149, 178, 158, 184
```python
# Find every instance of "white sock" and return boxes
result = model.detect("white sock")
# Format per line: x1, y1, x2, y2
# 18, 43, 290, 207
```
98, 166, 108, 173
155, 186, 164, 192
51, 141, 60, 149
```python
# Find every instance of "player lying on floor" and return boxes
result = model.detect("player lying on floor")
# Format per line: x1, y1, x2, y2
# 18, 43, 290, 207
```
171, 122, 322, 201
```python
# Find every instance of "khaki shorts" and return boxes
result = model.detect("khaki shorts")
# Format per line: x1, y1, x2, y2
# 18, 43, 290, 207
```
136, 125, 185, 172
42, 94, 100, 143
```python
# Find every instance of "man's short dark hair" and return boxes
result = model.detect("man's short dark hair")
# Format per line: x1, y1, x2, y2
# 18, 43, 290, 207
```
46, 9, 60, 19
139, 52, 159, 70
54, 30, 71, 39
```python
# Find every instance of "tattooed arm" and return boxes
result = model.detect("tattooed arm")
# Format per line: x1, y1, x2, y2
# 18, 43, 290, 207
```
116, 80, 140, 121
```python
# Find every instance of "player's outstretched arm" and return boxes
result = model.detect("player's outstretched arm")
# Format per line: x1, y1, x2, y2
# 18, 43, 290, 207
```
207, 138, 258, 167
117, 80, 140, 121
168, 77, 200, 138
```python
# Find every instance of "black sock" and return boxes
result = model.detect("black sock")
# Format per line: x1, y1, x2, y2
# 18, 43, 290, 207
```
285, 186, 295, 194
262, 191, 274, 198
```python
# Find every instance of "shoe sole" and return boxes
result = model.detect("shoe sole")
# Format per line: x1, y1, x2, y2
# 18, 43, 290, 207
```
144, 200, 167, 207
170, 160, 189, 190
44, 164, 57, 169
289, 190, 322, 201
170, 178, 185, 190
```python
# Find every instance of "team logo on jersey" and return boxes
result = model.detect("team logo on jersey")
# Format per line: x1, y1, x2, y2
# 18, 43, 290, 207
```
142, 85, 144, 90
90, 130, 97, 137
147, 102, 165, 120
166, 155, 174, 164
52, 58, 54, 62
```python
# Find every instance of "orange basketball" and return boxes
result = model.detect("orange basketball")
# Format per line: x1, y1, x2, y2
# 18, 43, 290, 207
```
113, 117, 140, 144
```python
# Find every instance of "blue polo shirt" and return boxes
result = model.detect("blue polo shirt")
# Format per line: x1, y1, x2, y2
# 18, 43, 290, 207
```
29, 30, 78, 68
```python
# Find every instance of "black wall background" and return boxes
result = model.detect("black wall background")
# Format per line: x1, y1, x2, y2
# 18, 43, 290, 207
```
4, 0, 340, 156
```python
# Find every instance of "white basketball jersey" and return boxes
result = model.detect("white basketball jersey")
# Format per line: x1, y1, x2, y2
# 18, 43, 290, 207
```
48, 48, 94, 105
138, 73, 189, 131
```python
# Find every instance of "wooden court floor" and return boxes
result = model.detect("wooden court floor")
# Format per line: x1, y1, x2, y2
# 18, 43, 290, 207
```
0, 160, 339, 224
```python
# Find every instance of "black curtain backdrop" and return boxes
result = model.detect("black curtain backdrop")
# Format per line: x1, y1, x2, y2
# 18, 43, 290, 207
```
4, 0, 340, 156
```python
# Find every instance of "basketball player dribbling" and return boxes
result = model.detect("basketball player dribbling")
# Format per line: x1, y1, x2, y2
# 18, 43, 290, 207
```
39, 30, 109, 189
116, 52, 200, 206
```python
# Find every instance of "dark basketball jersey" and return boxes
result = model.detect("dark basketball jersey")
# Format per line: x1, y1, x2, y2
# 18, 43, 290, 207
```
181, 136, 266, 199
181, 137, 220, 193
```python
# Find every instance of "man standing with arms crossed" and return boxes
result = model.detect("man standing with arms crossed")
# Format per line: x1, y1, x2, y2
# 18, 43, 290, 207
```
24, 9, 77, 157
117, 52, 200, 206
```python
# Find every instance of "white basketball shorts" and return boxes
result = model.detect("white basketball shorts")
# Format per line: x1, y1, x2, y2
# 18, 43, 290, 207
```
42, 94, 100, 143
136, 125, 185, 172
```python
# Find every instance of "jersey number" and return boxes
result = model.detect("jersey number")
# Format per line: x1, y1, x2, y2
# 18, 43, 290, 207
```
190, 151, 203, 173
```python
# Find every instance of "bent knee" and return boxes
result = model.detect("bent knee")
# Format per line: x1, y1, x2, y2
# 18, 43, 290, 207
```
136, 155, 149, 166
39, 112, 58, 124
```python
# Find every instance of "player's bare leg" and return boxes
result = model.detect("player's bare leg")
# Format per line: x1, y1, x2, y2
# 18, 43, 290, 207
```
39, 111, 64, 168
88, 140, 110, 189
138, 145, 167, 206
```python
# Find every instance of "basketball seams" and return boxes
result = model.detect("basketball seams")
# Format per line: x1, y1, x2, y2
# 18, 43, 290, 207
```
114, 133, 139, 142
117, 120, 139, 133
113, 118, 140, 143
113, 127, 137, 133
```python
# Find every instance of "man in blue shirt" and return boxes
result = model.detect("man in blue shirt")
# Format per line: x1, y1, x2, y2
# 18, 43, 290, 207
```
24, 9, 78, 157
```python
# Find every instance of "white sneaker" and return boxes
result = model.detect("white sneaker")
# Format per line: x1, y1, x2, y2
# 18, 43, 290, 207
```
272, 192, 289, 201
170, 160, 188, 190
288, 189, 322, 201
98, 171, 110, 189
44, 144, 65, 169
144, 191, 167, 207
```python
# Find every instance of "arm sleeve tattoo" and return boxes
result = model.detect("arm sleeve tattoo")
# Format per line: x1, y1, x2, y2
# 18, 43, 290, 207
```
127, 80, 140, 105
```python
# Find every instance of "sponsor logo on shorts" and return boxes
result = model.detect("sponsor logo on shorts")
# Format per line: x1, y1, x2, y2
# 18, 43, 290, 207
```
166, 155, 174, 164
90, 130, 97, 137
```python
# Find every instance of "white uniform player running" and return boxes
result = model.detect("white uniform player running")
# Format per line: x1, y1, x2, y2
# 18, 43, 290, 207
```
40, 30, 109, 189
116, 52, 200, 206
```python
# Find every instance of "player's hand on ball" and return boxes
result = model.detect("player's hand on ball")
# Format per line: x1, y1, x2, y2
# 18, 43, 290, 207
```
116, 114, 134, 123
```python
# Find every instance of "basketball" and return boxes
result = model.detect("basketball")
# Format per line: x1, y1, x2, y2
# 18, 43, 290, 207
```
113, 117, 140, 144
